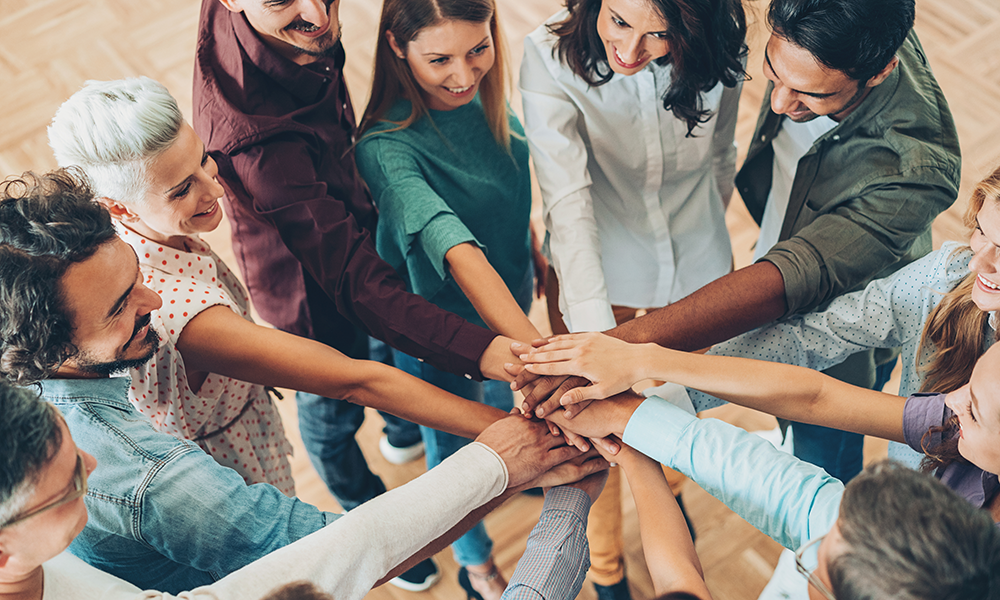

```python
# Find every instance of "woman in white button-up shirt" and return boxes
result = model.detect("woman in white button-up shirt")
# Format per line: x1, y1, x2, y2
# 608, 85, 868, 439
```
518, 0, 746, 597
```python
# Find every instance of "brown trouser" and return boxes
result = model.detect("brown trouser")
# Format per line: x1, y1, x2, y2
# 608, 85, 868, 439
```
545, 267, 686, 585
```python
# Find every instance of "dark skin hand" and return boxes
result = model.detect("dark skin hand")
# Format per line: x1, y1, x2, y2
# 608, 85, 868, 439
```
514, 261, 787, 418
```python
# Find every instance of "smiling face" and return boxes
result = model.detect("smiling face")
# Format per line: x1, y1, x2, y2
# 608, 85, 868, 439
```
391, 18, 495, 112
57, 238, 162, 378
221, 0, 341, 65
595, 0, 670, 76
104, 122, 225, 250
0, 418, 96, 577
944, 344, 1000, 475
763, 34, 876, 123
969, 200, 1000, 313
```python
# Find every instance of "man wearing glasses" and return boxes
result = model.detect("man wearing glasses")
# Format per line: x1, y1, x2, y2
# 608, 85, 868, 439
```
534, 393, 1000, 599
0, 379, 608, 600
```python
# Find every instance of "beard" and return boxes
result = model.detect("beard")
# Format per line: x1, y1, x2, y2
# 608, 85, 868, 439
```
74, 317, 161, 376
285, 18, 342, 59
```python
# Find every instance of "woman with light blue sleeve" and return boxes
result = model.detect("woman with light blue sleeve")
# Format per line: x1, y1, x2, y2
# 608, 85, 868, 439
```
527, 391, 1000, 599
355, 0, 541, 597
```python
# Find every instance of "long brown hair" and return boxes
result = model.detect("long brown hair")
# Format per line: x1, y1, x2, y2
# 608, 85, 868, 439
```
550, 0, 747, 136
359, 0, 511, 149
918, 164, 1000, 471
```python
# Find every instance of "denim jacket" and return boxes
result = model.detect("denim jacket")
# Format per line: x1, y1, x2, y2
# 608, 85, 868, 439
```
38, 377, 338, 594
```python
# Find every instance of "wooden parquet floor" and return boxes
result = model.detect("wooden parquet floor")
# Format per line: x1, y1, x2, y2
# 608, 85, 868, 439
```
0, 1, 997, 600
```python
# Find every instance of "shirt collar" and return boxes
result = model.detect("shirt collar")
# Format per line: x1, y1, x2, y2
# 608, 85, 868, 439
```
229, 7, 342, 105
38, 376, 133, 411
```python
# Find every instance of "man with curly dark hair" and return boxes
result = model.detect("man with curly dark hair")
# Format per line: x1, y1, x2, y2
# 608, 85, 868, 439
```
0, 169, 603, 594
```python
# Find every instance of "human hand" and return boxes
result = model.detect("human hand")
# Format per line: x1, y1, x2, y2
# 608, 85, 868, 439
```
523, 447, 609, 494
518, 333, 650, 405
479, 336, 521, 383
551, 467, 609, 505
476, 412, 586, 490
542, 391, 644, 440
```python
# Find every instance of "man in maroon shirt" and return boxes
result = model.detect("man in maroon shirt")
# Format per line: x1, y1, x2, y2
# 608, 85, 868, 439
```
192, 0, 520, 588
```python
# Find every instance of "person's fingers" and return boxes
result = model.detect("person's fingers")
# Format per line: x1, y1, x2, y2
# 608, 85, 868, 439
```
510, 369, 540, 394
536, 377, 589, 417
590, 435, 621, 458
546, 420, 562, 437
540, 443, 584, 469
561, 385, 603, 406
533, 395, 564, 419
522, 362, 575, 376
521, 375, 569, 415
559, 427, 590, 452
518, 348, 577, 364
503, 362, 523, 377
562, 398, 594, 419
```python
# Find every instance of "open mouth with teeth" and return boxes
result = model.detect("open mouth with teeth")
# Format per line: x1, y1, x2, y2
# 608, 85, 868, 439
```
194, 203, 218, 218
613, 47, 646, 69
977, 273, 1000, 292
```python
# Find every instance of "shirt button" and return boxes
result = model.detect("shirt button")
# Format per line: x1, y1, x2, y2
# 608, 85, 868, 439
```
324, 66, 330, 72
760, 134, 767, 142
464, 374, 472, 380
417, 357, 424, 363
832, 134, 841, 141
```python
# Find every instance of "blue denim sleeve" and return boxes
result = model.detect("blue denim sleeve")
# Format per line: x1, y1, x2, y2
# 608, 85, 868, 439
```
624, 396, 843, 550
502, 487, 591, 600
138, 443, 337, 576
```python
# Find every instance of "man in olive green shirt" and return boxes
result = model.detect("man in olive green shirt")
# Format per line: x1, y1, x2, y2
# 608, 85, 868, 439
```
520, 0, 959, 484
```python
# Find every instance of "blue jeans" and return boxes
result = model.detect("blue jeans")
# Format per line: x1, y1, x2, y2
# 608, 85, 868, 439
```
791, 354, 898, 483
297, 337, 421, 511
393, 350, 514, 566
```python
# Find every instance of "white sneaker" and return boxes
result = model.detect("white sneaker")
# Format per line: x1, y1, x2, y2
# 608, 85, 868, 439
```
379, 435, 425, 465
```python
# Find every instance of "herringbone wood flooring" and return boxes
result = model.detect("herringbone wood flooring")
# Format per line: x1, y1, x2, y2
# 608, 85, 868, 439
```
1, 1, 997, 599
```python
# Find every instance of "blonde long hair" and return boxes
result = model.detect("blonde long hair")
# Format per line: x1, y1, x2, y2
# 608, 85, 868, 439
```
359, 0, 511, 150
918, 165, 1000, 471
918, 165, 1000, 395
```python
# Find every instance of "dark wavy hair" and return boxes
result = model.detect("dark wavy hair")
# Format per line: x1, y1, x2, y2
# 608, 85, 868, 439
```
0, 383, 62, 527
550, 0, 747, 136
830, 461, 1000, 600
768, 0, 915, 83
0, 169, 117, 386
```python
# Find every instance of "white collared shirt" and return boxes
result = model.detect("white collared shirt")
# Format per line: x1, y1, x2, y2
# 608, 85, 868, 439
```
520, 12, 740, 332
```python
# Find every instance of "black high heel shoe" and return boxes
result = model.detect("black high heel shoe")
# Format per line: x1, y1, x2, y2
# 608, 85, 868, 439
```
458, 567, 485, 600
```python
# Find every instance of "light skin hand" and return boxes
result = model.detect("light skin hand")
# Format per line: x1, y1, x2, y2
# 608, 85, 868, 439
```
543, 392, 643, 441
519, 333, 653, 405
479, 336, 522, 383
524, 448, 609, 493
548, 466, 609, 505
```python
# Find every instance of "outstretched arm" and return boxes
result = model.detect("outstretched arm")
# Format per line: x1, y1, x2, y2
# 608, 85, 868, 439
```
520, 332, 906, 443
447, 242, 541, 343
512, 262, 784, 416
177, 306, 507, 439
618, 447, 712, 599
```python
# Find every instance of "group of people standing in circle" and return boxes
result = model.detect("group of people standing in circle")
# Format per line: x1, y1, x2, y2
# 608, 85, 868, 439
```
0, 0, 998, 599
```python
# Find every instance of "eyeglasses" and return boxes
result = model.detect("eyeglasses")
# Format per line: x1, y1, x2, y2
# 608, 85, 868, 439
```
794, 535, 836, 600
1, 454, 88, 529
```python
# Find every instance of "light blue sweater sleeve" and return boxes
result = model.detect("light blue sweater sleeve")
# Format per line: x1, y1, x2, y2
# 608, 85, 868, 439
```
623, 396, 843, 550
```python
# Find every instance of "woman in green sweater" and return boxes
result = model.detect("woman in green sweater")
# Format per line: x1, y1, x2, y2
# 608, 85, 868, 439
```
356, 1, 540, 599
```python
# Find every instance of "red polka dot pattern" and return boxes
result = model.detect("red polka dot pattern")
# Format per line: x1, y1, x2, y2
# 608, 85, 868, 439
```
119, 227, 294, 495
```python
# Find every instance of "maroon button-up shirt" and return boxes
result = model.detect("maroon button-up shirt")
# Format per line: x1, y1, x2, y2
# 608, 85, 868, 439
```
192, 0, 495, 378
